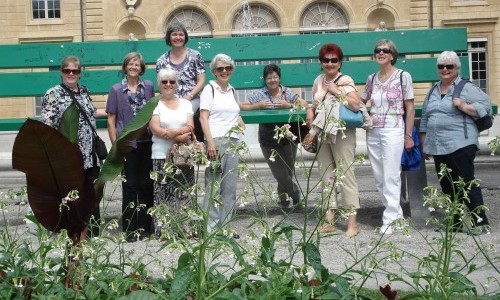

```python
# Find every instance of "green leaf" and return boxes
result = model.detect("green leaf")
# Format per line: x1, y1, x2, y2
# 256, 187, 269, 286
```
304, 242, 324, 275
96, 96, 160, 185
58, 103, 79, 143
118, 290, 160, 299
169, 266, 195, 300
448, 272, 477, 294
177, 252, 191, 269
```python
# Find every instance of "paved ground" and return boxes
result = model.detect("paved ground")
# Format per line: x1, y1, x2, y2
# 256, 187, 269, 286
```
1, 153, 499, 294
1, 123, 499, 295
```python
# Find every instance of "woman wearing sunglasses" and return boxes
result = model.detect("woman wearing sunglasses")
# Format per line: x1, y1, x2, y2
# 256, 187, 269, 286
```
420, 51, 491, 235
41, 55, 107, 241
156, 22, 206, 141
361, 39, 415, 235
106, 52, 155, 242
305, 43, 362, 237
199, 53, 245, 238
240, 64, 307, 209
149, 68, 195, 239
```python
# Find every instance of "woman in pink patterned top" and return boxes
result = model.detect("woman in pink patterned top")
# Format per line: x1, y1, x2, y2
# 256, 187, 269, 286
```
361, 39, 415, 235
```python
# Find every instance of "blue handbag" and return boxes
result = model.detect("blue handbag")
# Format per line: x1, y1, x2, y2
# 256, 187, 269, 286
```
339, 105, 364, 128
401, 127, 422, 171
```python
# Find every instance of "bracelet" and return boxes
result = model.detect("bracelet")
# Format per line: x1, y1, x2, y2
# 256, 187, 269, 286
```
404, 134, 412, 139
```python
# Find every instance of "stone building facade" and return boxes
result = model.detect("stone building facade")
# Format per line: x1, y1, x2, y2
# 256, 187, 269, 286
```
0, 0, 498, 118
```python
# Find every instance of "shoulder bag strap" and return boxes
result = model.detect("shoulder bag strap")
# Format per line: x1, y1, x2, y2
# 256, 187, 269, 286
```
60, 84, 99, 137
452, 79, 470, 139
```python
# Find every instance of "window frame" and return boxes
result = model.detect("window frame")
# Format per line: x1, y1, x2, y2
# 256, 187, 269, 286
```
31, 0, 61, 20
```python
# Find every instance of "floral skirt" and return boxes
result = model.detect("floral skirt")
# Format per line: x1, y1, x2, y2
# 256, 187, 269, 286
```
151, 159, 195, 236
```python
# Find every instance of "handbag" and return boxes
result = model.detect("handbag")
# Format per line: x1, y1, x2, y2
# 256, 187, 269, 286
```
302, 133, 318, 153
168, 130, 206, 166
401, 125, 421, 171
60, 84, 107, 161
339, 105, 364, 128
93, 135, 108, 160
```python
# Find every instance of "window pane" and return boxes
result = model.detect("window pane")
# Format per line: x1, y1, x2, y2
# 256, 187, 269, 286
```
32, 0, 60, 19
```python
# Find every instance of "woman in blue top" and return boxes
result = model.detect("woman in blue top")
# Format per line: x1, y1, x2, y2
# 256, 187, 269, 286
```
106, 52, 155, 241
240, 64, 307, 208
420, 50, 491, 235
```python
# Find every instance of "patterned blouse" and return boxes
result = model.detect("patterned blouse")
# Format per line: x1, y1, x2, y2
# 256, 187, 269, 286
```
41, 84, 99, 169
361, 69, 414, 128
248, 85, 299, 147
155, 48, 205, 98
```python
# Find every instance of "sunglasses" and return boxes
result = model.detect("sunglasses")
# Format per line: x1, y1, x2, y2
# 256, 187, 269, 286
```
62, 69, 81, 75
215, 66, 234, 72
161, 80, 176, 85
374, 48, 392, 54
320, 57, 340, 64
437, 64, 455, 70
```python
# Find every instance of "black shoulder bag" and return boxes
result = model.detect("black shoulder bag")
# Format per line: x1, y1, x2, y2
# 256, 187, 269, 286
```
60, 84, 108, 161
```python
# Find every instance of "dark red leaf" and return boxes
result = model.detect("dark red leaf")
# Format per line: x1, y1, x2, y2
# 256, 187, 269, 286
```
12, 119, 97, 238
380, 284, 398, 299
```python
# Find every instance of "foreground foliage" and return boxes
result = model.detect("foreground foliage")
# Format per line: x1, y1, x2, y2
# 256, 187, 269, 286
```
1, 127, 499, 299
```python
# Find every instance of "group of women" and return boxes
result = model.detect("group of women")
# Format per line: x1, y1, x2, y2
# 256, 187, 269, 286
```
41, 22, 491, 241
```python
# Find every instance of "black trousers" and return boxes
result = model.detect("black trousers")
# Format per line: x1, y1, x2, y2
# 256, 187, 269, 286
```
122, 141, 154, 234
85, 165, 101, 237
433, 144, 489, 227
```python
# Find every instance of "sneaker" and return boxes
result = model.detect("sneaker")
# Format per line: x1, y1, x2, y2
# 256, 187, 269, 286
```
379, 224, 394, 235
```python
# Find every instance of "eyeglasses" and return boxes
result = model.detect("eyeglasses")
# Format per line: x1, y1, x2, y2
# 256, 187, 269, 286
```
320, 58, 340, 64
265, 76, 280, 81
374, 48, 392, 54
437, 64, 455, 70
215, 66, 234, 72
62, 69, 81, 75
161, 80, 176, 85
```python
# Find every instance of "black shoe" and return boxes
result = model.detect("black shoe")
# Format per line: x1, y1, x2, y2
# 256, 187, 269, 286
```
466, 225, 490, 236
278, 200, 290, 209
433, 224, 462, 233
126, 235, 138, 243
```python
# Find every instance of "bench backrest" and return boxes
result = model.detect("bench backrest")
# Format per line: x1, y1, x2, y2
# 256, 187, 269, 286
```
0, 27, 480, 129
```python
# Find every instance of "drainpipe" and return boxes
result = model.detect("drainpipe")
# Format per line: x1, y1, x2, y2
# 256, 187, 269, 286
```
429, 0, 434, 29
80, 0, 85, 42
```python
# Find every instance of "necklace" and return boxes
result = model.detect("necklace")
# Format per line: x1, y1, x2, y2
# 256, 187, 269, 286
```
323, 75, 335, 85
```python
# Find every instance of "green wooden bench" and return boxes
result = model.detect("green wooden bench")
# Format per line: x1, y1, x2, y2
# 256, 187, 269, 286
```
2, 27, 497, 131
1, 27, 495, 225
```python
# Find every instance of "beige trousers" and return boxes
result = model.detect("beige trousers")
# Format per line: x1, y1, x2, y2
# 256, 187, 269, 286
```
317, 128, 360, 210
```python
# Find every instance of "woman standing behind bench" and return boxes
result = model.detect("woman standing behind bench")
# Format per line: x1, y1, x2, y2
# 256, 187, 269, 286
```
420, 51, 490, 235
156, 22, 206, 141
106, 52, 155, 242
240, 64, 307, 209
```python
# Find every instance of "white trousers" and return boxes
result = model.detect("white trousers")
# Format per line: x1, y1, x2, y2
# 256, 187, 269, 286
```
366, 127, 404, 225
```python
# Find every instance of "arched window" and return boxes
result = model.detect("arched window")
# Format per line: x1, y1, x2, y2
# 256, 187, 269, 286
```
166, 8, 212, 37
232, 4, 280, 36
300, 2, 349, 32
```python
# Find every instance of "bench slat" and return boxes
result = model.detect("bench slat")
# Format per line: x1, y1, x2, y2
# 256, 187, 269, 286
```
0, 28, 467, 69
0, 57, 469, 97
3, 102, 498, 131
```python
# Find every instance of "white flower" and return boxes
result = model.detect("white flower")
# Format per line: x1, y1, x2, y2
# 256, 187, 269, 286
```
428, 207, 435, 212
